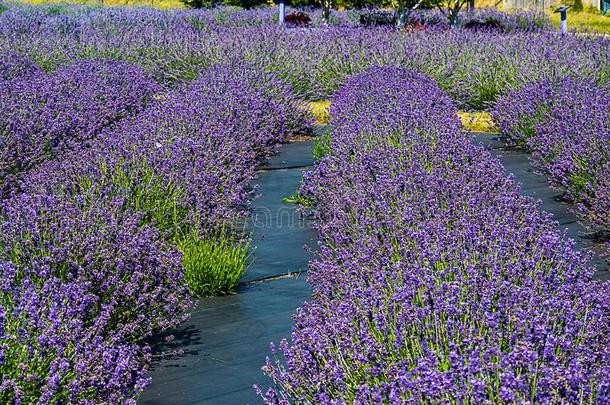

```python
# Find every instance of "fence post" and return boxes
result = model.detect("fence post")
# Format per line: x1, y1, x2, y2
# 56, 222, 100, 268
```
554, 5, 571, 34
279, 0, 285, 26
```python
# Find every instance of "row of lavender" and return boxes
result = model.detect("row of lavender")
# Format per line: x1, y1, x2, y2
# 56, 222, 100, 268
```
0, 54, 310, 402
260, 68, 610, 403
493, 78, 610, 240
0, 5, 608, 109
0, 3, 551, 31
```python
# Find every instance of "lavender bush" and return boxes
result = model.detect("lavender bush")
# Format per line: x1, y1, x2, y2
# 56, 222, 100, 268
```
259, 67, 610, 403
0, 4, 550, 32
493, 78, 610, 235
0, 4, 608, 402
0, 193, 190, 403
0, 59, 160, 195
22, 63, 312, 234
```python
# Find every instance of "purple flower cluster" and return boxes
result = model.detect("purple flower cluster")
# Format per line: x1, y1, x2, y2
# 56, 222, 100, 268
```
1, 60, 310, 401
0, 50, 41, 80
493, 78, 610, 234
0, 59, 160, 195
0, 5, 607, 402
260, 67, 610, 403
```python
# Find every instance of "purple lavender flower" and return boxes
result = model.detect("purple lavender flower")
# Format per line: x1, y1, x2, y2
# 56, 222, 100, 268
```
0, 193, 190, 403
22, 63, 312, 231
0, 51, 41, 81
0, 6, 606, 106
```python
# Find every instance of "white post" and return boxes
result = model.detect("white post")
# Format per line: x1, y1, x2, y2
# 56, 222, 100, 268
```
560, 17, 567, 34
279, 0, 285, 26
554, 6, 570, 35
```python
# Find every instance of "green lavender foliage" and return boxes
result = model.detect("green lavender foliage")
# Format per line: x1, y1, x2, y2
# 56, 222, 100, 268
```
312, 131, 332, 162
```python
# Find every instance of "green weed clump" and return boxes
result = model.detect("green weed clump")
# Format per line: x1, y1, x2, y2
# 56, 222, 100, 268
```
282, 190, 313, 206
178, 229, 250, 297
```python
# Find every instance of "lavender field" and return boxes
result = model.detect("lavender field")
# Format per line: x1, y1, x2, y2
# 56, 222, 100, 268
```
0, 3, 609, 404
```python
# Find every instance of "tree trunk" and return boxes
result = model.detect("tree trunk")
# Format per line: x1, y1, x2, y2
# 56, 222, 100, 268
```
396, 9, 405, 29
450, 11, 459, 26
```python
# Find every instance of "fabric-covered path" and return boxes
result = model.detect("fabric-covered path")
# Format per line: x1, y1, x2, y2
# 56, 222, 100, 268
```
139, 140, 317, 404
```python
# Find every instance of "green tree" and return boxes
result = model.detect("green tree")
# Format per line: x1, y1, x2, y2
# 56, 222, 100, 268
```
347, 0, 392, 8
288, 0, 318, 6
181, 0, 218, 8
572, 0, 583, 12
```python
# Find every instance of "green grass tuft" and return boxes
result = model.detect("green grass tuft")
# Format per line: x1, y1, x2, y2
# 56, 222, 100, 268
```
178, 229, 250, 297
